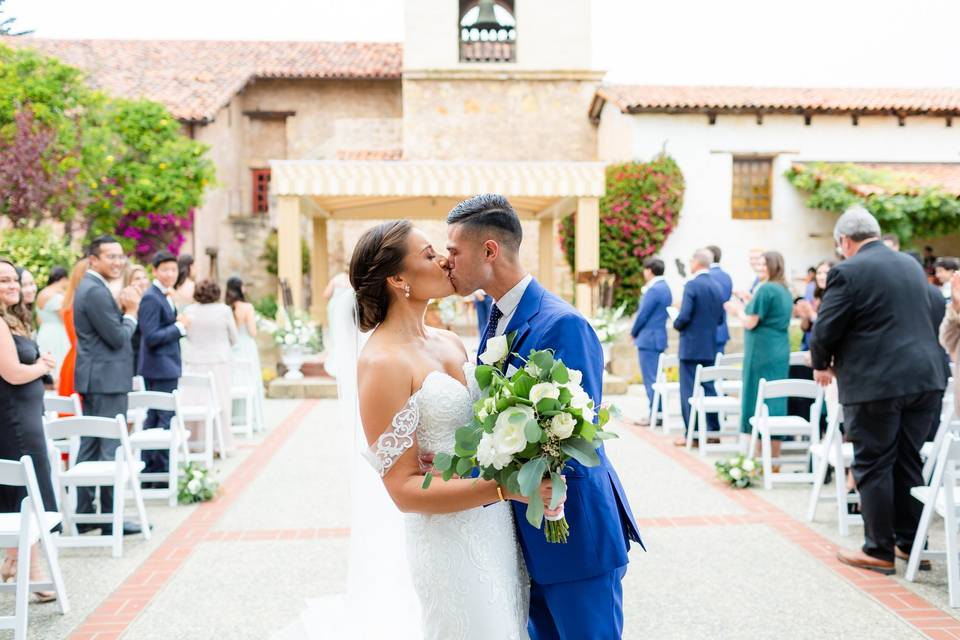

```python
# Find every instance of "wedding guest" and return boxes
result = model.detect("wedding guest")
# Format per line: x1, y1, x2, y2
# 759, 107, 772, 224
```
226, 276, 264, 431
795, 260, 834, 351
706, 245, 733, 355
802, 266, 817, 302
57, 259, 88, 400
940, 271, 960, 419
673, 249, 724, 446
812, 206, 946, 574
923, 246, 937, 279
35, 267, 71, 386
725, 252, 793, 454
934, 257, 959, 301
124, 264, 149, 371
73, 236, 143, 536
173, 254, 196, 310
138, 251, 188, 483
630, 257, 671, 426
16, 268, 37, 320
0, 258, 59, 601
183, 279, 238, 455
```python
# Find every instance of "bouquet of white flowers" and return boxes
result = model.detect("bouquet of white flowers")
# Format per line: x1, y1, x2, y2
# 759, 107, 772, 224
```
424, 333, 618, 543
589, 303, 628, 345
178, 462, 219, 504
715, 454, 761, 489
265, 309, 322, 353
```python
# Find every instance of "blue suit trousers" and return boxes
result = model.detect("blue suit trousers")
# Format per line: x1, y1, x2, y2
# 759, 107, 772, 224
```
638, 349, 661, 412
528, 565, 627, 640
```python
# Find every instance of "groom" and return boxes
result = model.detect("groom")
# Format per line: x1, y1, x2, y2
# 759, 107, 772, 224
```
445, 194, 642, 640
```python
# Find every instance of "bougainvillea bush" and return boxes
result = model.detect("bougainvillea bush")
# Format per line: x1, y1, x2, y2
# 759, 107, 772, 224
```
561, 156, 685, 313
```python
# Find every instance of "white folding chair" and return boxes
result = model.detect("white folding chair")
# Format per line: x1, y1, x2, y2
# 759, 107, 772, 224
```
132, 376, 146, 392
922, 389, 959, 484
747, 378, 824, 489
789, 351, 811, 367
649, 353, 682, 434
0, 456, 70, 638
686, 365, 742, 455
906, 434, 960, 605
179, 372, 228, 468
42, 393, 83, 467
43, 415, 151, 558
230, 359, 257, 439
714, 352, 743, 396
807, 401, 863, 535
128, 390, 191, 507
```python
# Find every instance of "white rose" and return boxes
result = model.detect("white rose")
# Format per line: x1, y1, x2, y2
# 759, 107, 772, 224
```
550, 412, 576, 440
529, 382, 560, 405
729, 467, 743, 480
477, 432, 513, 470
284, 333, 295, 346
524, 362, 542, 378
582, 405, 596, 423
493, 405, 535, 455
187, 478, 202, 493
479, 335, 510, 365
569, 388, 595, 422
566, 369, 583, 387
742, 459, 755, 472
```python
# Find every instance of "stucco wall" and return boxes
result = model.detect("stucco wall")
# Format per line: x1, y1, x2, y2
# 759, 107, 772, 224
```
597, 107, 960, 294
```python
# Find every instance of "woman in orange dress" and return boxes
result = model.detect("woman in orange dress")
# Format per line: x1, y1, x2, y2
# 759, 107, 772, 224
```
57, 259, 87, 400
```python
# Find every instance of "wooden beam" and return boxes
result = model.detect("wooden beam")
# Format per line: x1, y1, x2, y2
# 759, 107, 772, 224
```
310, 218, 329, 323
536, 196, 577, 220
277, 196, 303, 309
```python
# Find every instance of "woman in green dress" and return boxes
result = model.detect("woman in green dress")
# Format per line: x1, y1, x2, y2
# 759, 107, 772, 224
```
724, 251, 794, 454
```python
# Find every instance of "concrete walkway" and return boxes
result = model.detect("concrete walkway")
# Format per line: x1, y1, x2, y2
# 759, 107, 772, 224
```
11, 394, 960, 639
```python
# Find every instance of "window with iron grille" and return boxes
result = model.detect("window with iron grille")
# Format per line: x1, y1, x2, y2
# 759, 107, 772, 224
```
731, 157, 773, 220
252, 168, 271, 214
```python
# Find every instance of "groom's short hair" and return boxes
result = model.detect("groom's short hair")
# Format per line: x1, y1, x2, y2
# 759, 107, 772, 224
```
446, 194, 522, 254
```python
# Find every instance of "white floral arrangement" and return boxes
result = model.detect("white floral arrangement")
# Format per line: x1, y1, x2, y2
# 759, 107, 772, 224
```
590, 303, 628, 345
425, 332, 619, 543
177, 462, 219, 504
715, 454, 761, 489
265, 309, 322, 353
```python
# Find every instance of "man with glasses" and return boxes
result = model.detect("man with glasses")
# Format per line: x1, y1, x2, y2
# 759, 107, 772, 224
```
73, 235, 144, 535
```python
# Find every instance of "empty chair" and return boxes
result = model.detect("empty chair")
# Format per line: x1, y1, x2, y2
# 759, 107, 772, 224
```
0, 456, 70, 639
789, 351, 811, 367
127, 390, 191, 507
230, 358, 258, 439
178, 372, 228, 468
807, 401, 862, 535
921, 390, 959, 483
906, 434, 960, 605
648, 353, 682, 434
686, 365, 742, 455
714, 352, 743, 395
43, 415, 150, 558
42, 393, 82, 420
747, 379, 825, 489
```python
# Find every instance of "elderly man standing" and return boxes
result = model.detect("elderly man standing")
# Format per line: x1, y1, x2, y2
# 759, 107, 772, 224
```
673, 248, 725, 446
812, 206, 946, 574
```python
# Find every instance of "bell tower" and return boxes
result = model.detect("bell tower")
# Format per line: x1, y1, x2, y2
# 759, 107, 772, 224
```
401, 0, 601, 160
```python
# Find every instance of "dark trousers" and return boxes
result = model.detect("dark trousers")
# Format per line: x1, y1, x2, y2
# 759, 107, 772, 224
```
715, 340, 726, 356
844, 390, 943, 562
680, 359, 719, 432
638, 349, 661, 412
78, 393, 127, 514
142, 377, 177, 474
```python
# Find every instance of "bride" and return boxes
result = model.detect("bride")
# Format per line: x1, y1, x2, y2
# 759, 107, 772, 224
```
346, 220, 560, 639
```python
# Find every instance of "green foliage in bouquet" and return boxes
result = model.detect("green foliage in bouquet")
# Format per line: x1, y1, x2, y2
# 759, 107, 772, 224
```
715, 454, 761, 489
424, 339, 619, 543
178, 462, 219, 504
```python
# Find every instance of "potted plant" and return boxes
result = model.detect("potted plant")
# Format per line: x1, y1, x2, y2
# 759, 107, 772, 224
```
263, 309, 322, 379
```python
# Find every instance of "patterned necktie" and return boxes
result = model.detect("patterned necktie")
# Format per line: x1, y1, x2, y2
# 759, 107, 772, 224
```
485, 304, 503, 340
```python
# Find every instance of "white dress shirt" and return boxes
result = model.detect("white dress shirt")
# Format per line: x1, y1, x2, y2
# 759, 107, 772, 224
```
641, 275, 665, 294
88, 269, 137, 326
493, 274, 533, 335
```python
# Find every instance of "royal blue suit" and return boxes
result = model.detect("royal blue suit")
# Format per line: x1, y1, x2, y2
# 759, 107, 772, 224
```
137, 283, 183, 474
673, 272, 725, 432
479, 278, 642, 640
631, 279, 671, 412
709, 264, 733, 355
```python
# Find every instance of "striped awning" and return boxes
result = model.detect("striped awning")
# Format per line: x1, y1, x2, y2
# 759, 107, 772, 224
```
269, 160, 606, 198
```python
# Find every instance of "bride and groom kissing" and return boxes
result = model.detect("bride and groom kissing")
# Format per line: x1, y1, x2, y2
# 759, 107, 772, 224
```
350, 194, 642, 639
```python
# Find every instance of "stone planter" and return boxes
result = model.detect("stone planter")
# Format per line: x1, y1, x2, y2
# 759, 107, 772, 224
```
281, 345, 306, 380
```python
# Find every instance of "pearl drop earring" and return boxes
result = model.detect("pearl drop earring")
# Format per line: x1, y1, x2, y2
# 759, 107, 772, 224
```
404, 284, 411, 298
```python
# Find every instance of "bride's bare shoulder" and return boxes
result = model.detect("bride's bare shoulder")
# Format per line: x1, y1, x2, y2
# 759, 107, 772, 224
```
429, 327, 468, 359
357, 335, 414, 387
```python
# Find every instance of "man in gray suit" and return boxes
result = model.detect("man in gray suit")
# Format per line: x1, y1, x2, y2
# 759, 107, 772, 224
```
74, 235, 143, 535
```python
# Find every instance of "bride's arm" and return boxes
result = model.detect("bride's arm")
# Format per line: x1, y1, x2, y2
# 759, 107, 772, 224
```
358, 356, 502, 515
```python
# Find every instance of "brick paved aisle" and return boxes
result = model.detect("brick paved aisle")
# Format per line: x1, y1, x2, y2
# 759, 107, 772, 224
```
12, 395, 960, 639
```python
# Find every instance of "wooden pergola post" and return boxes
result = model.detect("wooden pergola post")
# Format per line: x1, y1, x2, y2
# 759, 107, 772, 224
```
277, 195, 303, 309
574, 196, 599, 316
538, 216, 556, 292
310, 217, 329, 323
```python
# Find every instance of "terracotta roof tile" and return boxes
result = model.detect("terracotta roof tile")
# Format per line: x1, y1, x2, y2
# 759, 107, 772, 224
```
591, 85, 960, 120
1, 37, 402, 122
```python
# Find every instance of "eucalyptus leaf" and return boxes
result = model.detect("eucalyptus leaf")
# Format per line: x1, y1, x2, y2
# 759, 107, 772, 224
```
530, 350, 554, 373
524, 419, 542, 443
505, 469, 521, 495
580, 421, 597, 442
549, 471, 566, 509
598, 406, 610, 428
561, 437, 601, 467
594, 431, 619, 440
511, 373, 535, 400
442, 466, 455, 482
518, 457, 548, 497
536, 398, 560, 414
551, 361, 569, 385
456, 457, 474, 477
421, 472, 433, 489
558, 386, 572, 405
433, 452, 453, 472
525, 492, 545, 528
475, 365, 493, 389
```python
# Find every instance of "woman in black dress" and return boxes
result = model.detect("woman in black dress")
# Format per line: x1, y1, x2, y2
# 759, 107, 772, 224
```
0, 258, 58, 602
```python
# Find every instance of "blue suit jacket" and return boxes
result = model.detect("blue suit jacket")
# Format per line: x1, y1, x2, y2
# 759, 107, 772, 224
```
630, 280, 671, 351
137, 283, 182, 380
673, 272, 725, 361
479, 278, 642, 585
709, 266, 733, 346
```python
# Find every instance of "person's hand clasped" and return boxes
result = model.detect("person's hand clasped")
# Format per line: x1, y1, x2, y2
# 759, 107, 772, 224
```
813, 368, 834, 387
503, 476, 567, 518
723, 298, 744, 316
39, 352, 56, 373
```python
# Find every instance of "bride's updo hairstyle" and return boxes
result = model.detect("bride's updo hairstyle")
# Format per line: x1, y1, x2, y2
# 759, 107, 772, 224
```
349, 220, 414, 332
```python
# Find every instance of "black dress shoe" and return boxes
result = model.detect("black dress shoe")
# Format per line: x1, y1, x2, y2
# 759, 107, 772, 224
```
75, 524, 102, 534
100, 521, 150, 536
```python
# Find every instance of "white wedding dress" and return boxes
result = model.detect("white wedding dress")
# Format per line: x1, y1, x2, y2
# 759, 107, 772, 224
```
277, 363, 529, 640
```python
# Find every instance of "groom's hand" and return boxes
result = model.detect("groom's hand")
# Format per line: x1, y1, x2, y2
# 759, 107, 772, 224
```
542, 476, 566, 518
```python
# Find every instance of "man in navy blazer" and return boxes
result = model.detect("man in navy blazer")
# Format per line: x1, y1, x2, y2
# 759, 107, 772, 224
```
707, 245, 733, 355
630, 257, 671, 426
446, 194, 641, 640
137, 251, 189, 479
673, 248, 725, 445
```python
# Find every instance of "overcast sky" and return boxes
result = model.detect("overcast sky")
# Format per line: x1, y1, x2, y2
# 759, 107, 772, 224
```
6, 0, 959, 87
